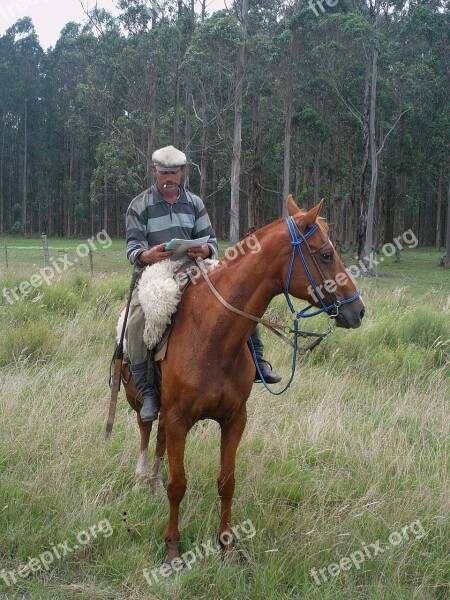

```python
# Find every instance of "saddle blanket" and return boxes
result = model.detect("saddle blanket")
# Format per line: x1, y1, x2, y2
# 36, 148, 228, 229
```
117, 258, 218, 357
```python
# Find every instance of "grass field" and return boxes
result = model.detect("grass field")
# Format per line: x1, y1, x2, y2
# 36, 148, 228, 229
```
0, 238, 448, 600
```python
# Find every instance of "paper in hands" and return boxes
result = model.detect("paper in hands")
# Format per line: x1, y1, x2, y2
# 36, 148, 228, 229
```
164, 236, 210, 260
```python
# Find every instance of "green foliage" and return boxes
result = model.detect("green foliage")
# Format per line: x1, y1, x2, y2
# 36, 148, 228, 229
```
38, 284, 81, 316
374, 307, 447, 353
9, 221, 22, 235
68, 273, 93, 299
309, 301, 448, 379
0, 320, 55, 366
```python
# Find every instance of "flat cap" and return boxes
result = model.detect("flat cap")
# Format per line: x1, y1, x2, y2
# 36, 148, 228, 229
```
152, 145, 187, 172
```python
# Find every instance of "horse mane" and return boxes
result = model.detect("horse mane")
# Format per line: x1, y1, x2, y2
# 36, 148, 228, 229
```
212, 209, 329, 274
245, 209, 329, 239
316, 216, 329, 236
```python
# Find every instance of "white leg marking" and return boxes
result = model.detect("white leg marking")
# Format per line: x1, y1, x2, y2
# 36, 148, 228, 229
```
135, 449, 149, 477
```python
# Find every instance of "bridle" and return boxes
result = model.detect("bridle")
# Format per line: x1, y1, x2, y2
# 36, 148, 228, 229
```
284, 217, 361, 320
197, 217, 361, 395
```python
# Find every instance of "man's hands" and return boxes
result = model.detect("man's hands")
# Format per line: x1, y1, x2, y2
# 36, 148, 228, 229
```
186, 244, 211, 261
138, 243, 174, 264
137, 242, 211, 265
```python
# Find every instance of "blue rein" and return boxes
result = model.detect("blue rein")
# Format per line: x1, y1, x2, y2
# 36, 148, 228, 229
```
249, 217, 361, 395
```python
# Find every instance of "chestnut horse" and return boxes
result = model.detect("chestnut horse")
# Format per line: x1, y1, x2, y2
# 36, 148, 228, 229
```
122, 197, 365, 564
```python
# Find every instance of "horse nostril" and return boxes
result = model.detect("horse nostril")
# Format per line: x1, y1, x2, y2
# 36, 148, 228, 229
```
360, 307, 366, 319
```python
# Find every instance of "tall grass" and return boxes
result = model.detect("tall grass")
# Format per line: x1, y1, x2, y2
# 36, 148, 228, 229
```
0, 248, 448, 599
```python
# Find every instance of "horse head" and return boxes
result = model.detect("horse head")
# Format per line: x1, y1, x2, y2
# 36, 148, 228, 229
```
282, 195, 365, 329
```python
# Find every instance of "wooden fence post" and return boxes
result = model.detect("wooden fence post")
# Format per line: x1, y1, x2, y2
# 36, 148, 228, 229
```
42, 234, 50, 268
88, 248, 94, 275
4, 243, 8, 269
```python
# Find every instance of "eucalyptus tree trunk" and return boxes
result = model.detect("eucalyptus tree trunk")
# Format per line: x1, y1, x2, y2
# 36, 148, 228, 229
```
174, 2, 182, 148
282, 24, 298, 217
0, 113, 5, 235
436, 169, 443, 251
313, 142, 322, 206
445, 176, 450, 268
348, 167, 356, 250
358, 61, 371, 261
230, 0, 248, 245
174, 60, 180, 148
22, 98, 28, 235
103, 171, 108, 234
363, 46, 379, 270
200, 66, 208, 202
146, 69, 157, 182
183, 0, 195, 189
184, 74, 192, 189
68, 133, 75, 237
248, 93, 262, 230
90, 182, 95, 237
394, 125, 406, 261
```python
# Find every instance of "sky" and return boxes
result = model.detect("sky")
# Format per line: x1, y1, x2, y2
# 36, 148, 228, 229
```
0, 0, 227, 50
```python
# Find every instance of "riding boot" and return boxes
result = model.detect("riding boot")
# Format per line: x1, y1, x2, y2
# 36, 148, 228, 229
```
249, 326, 282, 384
130, 359, 160, 422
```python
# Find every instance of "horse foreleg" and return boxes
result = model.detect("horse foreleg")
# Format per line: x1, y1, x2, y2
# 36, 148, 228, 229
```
164, 417, 189, 564
217, 407, 247, 558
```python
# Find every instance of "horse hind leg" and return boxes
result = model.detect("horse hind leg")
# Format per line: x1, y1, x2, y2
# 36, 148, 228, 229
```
133, 411, 153, 490
217, 407, 247, 561
132, 410, 166, 494
142, 360, 166, 494
149, 410, 166, 495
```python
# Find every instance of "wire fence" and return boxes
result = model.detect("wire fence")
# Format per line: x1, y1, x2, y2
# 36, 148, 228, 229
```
0, 235, 129, 277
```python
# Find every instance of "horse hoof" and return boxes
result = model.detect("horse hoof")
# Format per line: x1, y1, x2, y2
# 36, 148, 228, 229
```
221, 545, 247, 565
164, 541, 182, 566
150, 478, 165, 495
162, 558, 187, 573
132, 479, 148, 492
133, 474, 152, 491
133, 474, 165, 494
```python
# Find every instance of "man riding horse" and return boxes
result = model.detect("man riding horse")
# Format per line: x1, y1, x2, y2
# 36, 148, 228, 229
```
125, 145, 281, 423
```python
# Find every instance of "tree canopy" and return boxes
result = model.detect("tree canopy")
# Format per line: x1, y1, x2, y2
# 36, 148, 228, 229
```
0, 0, 448, 255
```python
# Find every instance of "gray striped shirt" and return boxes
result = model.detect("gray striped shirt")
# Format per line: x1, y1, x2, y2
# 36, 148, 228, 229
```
126, 184, 218, 265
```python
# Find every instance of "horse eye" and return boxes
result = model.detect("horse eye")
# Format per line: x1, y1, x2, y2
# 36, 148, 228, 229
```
321, 252, 333, 262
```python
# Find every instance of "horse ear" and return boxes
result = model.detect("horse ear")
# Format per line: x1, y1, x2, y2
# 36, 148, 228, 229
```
302, 198, 324, 228
286, 194, 300, 216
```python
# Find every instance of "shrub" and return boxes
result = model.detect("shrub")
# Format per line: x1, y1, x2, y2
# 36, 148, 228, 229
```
68, 273, 93, 300
39, 284, 81, 316
0, 321, 55, 367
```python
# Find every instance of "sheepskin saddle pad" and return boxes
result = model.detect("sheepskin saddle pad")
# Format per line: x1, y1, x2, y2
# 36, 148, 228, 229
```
117, 258, 218, 355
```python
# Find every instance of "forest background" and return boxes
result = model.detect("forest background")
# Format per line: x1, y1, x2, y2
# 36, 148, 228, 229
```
0, 0, 449, 263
